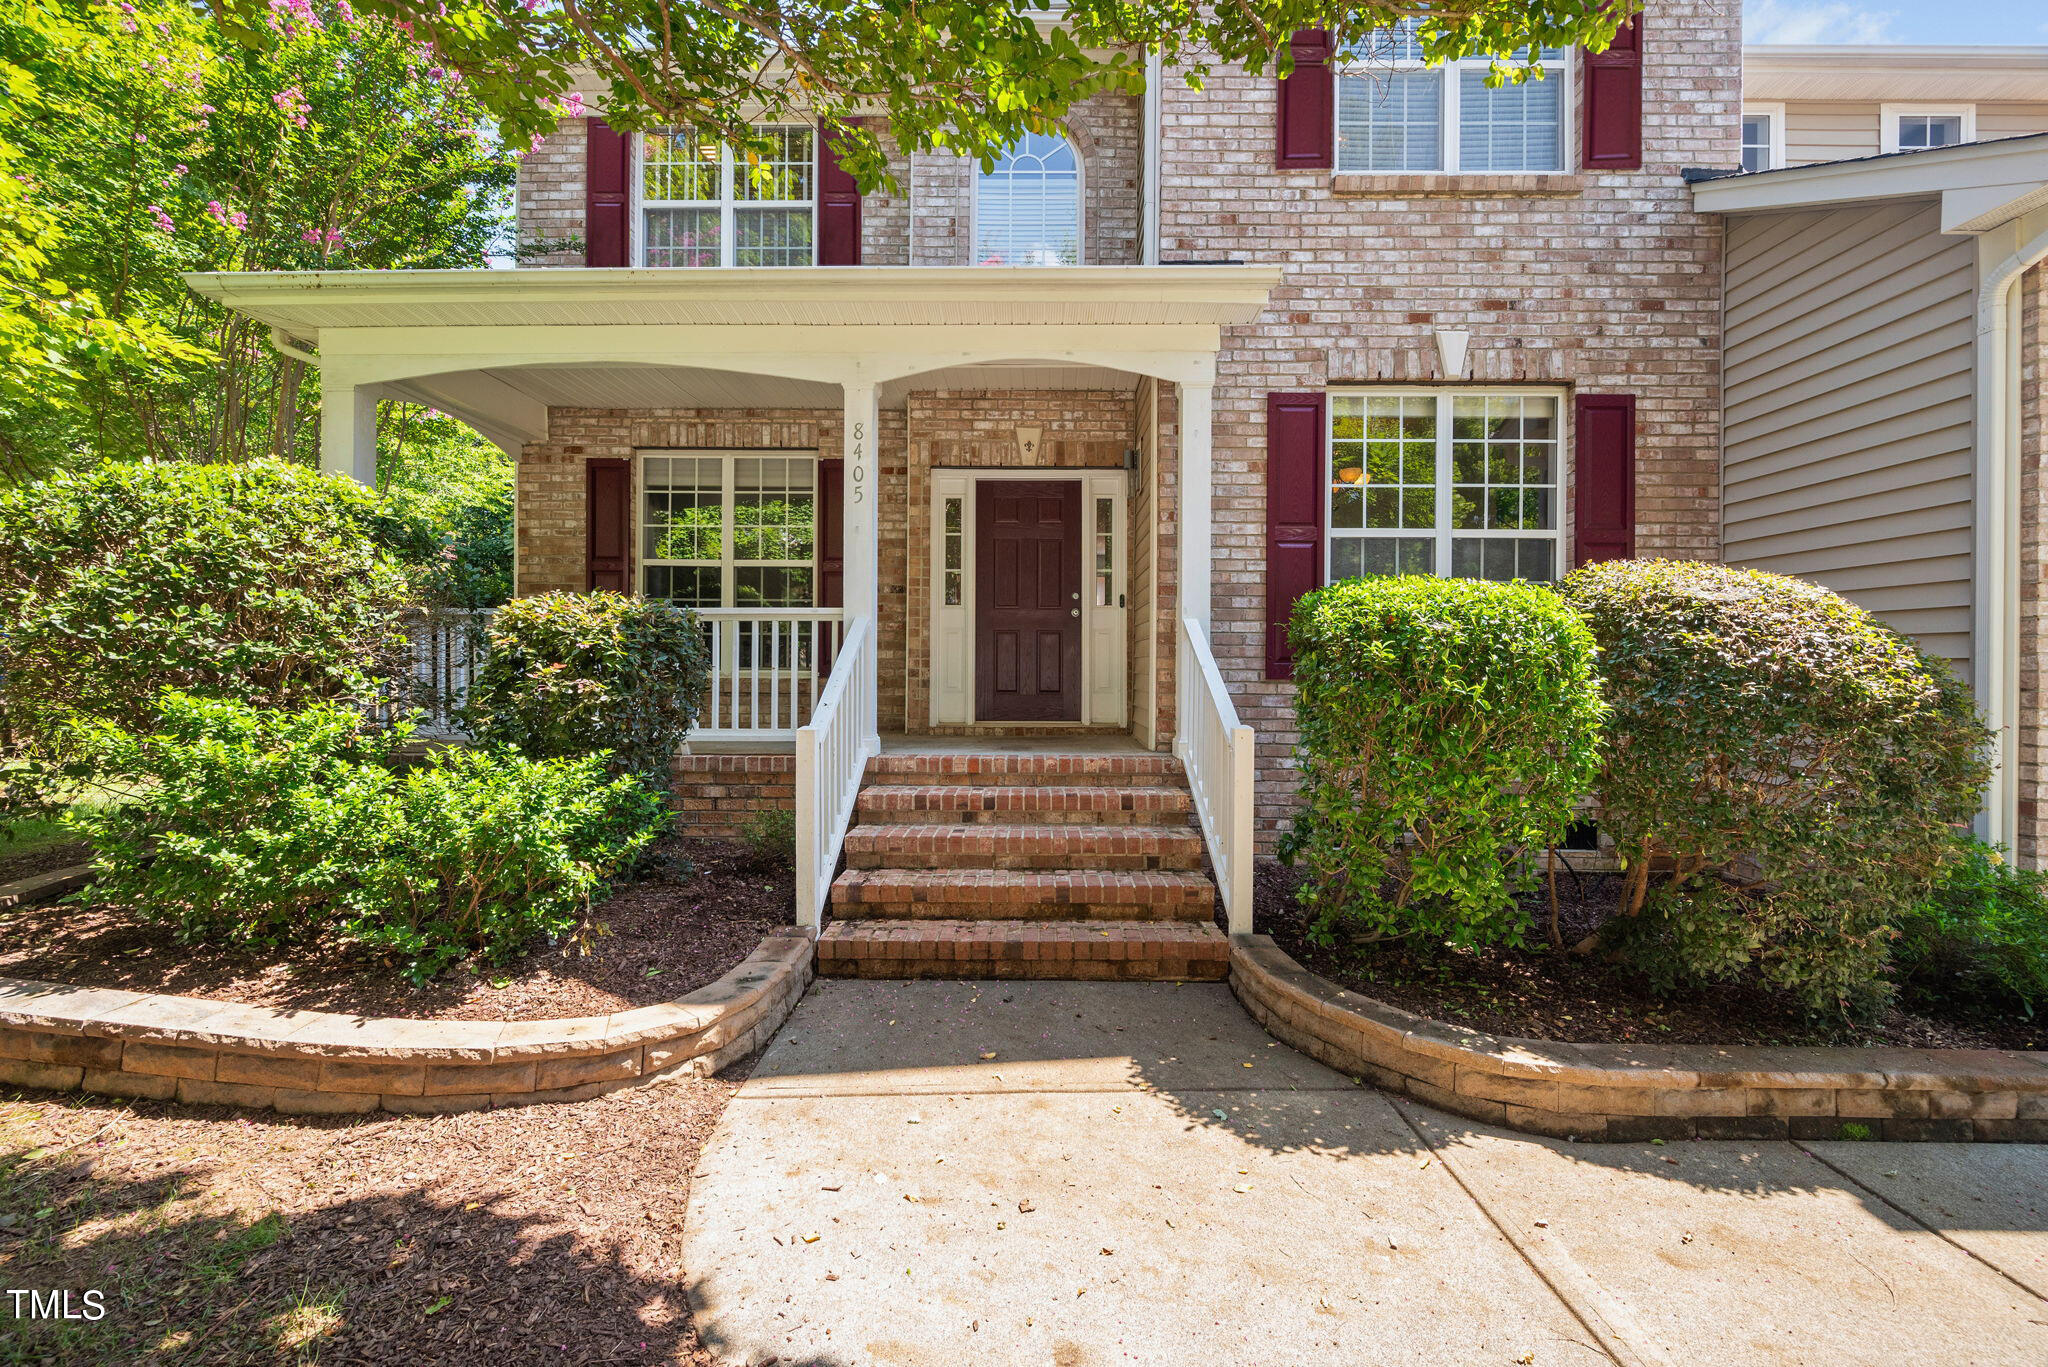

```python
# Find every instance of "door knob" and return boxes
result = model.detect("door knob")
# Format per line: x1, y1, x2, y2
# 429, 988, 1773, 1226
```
1070, 591, 1080, 600
1070, 608, 1080, 617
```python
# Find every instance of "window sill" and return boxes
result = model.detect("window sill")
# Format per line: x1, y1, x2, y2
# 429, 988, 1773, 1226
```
1329, 173, 1588, 199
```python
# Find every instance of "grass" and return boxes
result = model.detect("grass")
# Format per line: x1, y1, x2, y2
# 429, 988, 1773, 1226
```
0, 1105, 344, 1365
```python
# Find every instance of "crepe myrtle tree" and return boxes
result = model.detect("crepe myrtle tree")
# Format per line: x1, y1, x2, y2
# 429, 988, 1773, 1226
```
202, 0, 1643, 189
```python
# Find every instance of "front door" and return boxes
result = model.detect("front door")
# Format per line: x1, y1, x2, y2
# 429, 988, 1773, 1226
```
975, 480, 1083, 722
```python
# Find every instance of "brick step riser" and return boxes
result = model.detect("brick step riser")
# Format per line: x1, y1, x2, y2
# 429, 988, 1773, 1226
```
829, 900, 1215, 923
863, 772, 1187, 789
855, 810, 1197, 828
845, 851, 1205, 872
819, 958, 1230, 982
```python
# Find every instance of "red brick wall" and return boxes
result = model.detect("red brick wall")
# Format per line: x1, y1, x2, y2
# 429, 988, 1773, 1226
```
671, 755, 794, 839
1161, 0, 1739, 844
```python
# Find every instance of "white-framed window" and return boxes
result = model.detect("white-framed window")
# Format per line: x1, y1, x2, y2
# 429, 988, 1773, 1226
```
1741, 103, 1784, 173
1882, 104, 1975, 155
1336, 20, 1569, 173
974, 131, 1082, 264
637, 126, 815, 268
639, 452, 817, 607
1328, 389, 1564, 583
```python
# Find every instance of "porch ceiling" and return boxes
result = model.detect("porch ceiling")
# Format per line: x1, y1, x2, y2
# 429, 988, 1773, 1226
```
181, 265, 1283, 338
387, 359, 1144, 418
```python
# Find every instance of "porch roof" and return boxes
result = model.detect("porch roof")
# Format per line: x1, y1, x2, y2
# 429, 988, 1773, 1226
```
181, 264, 1284, 338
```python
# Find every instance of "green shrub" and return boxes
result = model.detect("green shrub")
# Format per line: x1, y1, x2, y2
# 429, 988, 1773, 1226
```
0, 459, 415, 822
343, 746, 668, 979
1894, 835, 2048, 1014
464, 591, 710, 781
1561, 560, 1990, 1015
69, 693, 664, 979
739, 807, 797, 868
1281, 575, 1606, 948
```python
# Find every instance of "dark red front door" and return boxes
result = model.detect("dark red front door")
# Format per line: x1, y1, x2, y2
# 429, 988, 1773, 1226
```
976, 481, 1083, 722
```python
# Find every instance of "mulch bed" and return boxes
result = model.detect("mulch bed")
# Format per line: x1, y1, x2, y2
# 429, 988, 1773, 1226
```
0, 836, 792, 1022
0, 839, 90, 887
1, 1067, 745, 1365
1257, 859, 2048, 1052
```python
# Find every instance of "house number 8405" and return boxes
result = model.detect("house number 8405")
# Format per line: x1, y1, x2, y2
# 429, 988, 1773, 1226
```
851, 421, 867, 503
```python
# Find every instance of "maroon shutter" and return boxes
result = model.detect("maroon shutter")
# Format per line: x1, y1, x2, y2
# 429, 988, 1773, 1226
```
1275, 30, 1335, 170
585, 117, 631, 266
1573, 394, 1636, 566
816, 124, 863, 266
1266, 392, 1326, 680
816, 458, 844, 607
1581, 14, 1644, 171
586, 458, 632, 592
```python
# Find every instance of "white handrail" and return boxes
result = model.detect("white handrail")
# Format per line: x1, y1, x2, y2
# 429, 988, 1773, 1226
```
1175, 615, 1256, 936
794, 615, 876, 931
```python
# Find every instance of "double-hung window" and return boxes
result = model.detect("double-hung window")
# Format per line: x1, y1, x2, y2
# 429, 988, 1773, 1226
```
1328, 391, 1562, 583
640, 453, 817, 608
1336, 21, 1567, 173
640, 126, 815, 267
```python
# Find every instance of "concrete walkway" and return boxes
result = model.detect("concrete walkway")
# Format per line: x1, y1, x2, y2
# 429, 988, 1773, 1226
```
681, 980, 2048, 1367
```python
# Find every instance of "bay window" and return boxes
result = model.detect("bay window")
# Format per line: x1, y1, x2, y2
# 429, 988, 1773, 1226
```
1336, 22, 1568, 173
640, 453, 817, 608
1328, 391, 1563, 584
639, 127, 815, 268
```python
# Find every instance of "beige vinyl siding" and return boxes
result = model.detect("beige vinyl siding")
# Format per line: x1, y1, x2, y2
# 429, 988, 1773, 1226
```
1722, 198, 1977, 674
1781, 101, 1881, 165
1978, 103, 2048, 141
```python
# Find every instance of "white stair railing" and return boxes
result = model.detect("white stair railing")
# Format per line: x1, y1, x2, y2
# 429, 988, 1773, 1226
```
694, 609, 845, 742
1175, 616, 1256, 936
794, 615, 876, 930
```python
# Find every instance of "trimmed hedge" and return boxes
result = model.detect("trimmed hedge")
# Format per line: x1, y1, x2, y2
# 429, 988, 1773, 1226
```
1282, 575, 1606, 948
71, 693, 665, 980
1561, 560, 1990, 1015
464, 591, 710, 782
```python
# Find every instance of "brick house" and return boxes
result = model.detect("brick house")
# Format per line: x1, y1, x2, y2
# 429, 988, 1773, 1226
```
187, 10, 2048, 973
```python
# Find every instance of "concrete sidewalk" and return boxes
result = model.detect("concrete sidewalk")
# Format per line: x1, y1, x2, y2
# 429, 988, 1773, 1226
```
681, 980, 2048, 1367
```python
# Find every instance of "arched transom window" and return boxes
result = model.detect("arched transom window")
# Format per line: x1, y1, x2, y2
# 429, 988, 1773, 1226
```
975, 132, 1080, 266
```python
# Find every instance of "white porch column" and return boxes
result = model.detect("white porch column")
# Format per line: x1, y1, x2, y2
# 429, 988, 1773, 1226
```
319, 372, 378, 486
1177, 379, 1216, 634
842, 379, 881, 743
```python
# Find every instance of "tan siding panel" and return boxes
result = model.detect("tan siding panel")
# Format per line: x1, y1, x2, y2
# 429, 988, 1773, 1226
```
1977, 104, 2048, 141
1722, 200, 1976, 670
1781, 101, 1881, 166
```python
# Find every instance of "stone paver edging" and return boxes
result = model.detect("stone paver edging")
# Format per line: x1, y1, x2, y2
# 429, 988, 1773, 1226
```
1231, 934, 2048, 1143
0, 936, 813, 1117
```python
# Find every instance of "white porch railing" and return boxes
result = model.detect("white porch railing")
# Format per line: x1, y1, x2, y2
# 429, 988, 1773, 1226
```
1175, 615, 1256, 936
794, 615, 876, 930
693, 609, 846, 742
385, 608, 495, 736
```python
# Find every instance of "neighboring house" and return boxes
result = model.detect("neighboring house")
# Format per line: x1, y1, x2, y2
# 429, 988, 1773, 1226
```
1742, 46, 2048, 171
186, 0, 1751, 959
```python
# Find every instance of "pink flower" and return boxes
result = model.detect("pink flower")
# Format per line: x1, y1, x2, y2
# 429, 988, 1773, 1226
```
556, 91, 587, 118
174, 164, 187, 175
147, 205, 175, 234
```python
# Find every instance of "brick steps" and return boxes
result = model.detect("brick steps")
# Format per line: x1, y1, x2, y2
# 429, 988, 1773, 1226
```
830, 869, 1216, 921
863, 753, 1185, 787
854, 785, 1193, 826
842, 823, 1206, 872
815, 920, 1230, 981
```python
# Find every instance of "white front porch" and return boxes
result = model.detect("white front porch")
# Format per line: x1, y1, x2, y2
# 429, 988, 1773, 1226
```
184, 265, 1277, 935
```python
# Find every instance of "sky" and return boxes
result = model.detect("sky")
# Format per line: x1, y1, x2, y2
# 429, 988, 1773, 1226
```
1744, 0, 2048, 45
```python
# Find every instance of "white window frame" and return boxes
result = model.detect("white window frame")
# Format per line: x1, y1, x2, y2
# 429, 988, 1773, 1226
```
1881, 104, 1976, 156
1333, 35, 1573, 174
1740, 102, 1785, 173
1325, 387, 1568, 584
636, 450, 819, 608
969, 131, 1087, 265
632, 126, 816, 269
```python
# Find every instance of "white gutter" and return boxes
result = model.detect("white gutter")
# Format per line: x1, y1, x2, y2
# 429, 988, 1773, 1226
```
1141, 47, 1162, 265
1973, 215, 2048, 848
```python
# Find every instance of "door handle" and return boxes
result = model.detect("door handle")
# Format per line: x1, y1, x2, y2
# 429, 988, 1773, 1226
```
1070, 608, 1080, 618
